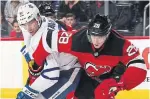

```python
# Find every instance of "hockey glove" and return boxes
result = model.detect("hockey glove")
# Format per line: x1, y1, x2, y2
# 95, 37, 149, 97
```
20, 46, 43, 76
16, 85, 39, 99
94, 78, 124, 99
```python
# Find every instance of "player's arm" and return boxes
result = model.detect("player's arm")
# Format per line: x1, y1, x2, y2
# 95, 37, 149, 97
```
20, 45, 44, 78
17, 46, 60, 99
119, 40, 147, 90
29, 53, 60, 92
94, 41, 147, 99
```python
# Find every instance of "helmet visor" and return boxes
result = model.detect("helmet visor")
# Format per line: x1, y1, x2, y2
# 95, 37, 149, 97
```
88, 26, 111, 36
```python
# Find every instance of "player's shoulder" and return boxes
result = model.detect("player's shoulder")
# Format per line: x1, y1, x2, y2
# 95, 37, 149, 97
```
72, 28, 88, 41
102, 30, 128, 56
110, 30, 133, 47
71, 28, 93, 52
42, 16, 58, 31
109, 30, 138, 54
41, 17, 59, 51
109, 29, 128, 46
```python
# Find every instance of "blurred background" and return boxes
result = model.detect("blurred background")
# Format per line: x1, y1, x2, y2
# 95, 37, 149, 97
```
0, 0, 149, 39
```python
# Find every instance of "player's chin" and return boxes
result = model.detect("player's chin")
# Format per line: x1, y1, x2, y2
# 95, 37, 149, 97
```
30, 32, 35, 36
94, 45, 102, 49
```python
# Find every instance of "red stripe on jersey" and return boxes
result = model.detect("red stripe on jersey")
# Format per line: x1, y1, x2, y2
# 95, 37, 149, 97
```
33, 37, 49, 66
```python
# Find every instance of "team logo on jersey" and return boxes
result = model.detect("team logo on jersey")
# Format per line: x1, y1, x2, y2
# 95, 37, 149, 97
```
84, 62, 111, 77
127, 44, 138, 56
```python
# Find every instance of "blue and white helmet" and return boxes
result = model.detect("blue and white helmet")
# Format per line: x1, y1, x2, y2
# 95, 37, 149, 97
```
17, 3, 40, 25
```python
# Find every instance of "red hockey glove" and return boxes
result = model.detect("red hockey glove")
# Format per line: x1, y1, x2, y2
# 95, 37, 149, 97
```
94, 78, 124, 99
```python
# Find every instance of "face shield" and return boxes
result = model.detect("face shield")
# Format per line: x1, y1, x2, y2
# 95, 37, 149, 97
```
87, 29, 110, 44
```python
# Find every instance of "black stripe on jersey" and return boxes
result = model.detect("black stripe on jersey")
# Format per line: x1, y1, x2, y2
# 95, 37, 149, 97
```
126, 59, 145, 67
72, 29, 93, 53
46, 30, 53, 48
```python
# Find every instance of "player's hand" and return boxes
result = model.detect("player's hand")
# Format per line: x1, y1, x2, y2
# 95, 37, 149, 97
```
94, 78, 124, 99
16, 85, 39, 99
20, 46, 43, 76
28, 59, 43, 76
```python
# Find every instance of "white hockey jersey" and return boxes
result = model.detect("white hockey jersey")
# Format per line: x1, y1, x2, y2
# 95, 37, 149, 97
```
20, 16, 81, 99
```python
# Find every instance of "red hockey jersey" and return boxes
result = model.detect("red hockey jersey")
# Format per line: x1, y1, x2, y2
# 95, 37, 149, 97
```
27, 19, 146, 91
49, 29, 147, 90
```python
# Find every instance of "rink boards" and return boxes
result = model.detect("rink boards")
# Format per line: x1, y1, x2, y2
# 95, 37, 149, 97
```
0, 37, 150, 99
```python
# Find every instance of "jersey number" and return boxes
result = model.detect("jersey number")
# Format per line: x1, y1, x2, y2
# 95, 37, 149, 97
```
59, 31, 72, 44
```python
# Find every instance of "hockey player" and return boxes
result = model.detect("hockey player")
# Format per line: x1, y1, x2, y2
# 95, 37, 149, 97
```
59, 14, 147, 99
16, 3, 81, 99
38, 2, 74, 32
48, 14, 146, 99
38, 2, 56, 20
16, 2, 147, 99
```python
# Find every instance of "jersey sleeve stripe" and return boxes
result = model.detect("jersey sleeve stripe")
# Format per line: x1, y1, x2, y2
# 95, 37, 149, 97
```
20, 45, 26, 52
127, 59, 145, 67
126, 55, 144, 66
127, 62, 147, 70
46, 30, 53, 48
